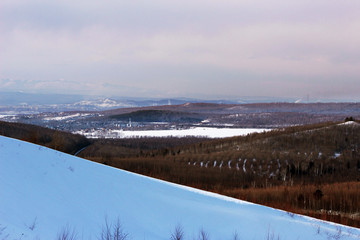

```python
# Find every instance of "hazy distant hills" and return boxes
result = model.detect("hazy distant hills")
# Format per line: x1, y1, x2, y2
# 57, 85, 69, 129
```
2, 91, 360, 130
2, 91, 358, 114
0, 91, 239, 112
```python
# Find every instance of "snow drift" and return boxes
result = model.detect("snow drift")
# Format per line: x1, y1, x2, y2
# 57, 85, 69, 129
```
0, 135, 359, 240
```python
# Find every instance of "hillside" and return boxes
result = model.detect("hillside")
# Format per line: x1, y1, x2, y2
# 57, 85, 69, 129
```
80, 120, 360, 227
0, 121, 90, 155
109, 109, 205, 123
1, 135, 360, 240
101, 102, 360, 128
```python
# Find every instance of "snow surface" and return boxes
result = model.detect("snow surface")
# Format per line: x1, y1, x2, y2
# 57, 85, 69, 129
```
44, 113, 91, 121
339, 121, 359, 126
74, 98, 134, 108
0, 114, 15, 119
74, 127, 269, 139
1, 135, 359, 240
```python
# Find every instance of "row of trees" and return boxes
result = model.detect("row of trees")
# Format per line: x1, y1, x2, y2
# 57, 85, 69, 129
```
1, 220, 285, 240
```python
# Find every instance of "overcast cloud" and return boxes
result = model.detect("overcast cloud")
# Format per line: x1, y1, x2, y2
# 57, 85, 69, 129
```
1, 0, 360, 100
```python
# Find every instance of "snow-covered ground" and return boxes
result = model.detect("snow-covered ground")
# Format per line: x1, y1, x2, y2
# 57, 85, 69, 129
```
339, 121, 359, 126
74, 127, 269, 139
44, 113, 91, 121
1, 135, 359, 240
74, 98, 135, 108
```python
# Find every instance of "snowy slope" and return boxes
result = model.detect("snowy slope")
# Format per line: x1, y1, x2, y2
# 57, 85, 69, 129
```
0, 136, 359, 240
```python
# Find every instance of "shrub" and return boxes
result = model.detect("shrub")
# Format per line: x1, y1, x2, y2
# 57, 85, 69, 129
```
99, 218, 128, 240
170, 224, 184, 240
56, 225, 78, 240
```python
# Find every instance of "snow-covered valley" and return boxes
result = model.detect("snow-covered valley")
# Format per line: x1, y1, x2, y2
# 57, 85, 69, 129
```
73, 127, 269, 139
0, 135, 359, 240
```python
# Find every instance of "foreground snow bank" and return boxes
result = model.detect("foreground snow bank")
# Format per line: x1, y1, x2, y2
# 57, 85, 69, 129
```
0, 135, 359, 240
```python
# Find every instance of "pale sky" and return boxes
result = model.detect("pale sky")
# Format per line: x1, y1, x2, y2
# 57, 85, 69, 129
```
1, 0, 360, 100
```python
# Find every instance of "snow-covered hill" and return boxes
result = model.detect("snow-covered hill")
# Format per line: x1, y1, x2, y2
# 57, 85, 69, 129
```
0, 135, 359, 240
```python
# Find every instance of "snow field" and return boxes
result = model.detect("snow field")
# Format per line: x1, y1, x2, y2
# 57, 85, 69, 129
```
74, 127, 269, 139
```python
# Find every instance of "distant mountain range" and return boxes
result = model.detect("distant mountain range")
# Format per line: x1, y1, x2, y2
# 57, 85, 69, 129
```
0, 91, 289, 113
1, 91, 358, 114
0, 91, 238, 112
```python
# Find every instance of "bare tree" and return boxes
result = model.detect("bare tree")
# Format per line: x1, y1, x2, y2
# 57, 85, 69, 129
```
265, 228, 280, 240
170, 224, 184, 240
26, 217, 37, 231
113, 218, 128, 240
232, 231, 240, 240
99, 217, 128, 240
56, 225, 78, 240
0, 224, 9, 240
198, 228, 209, 240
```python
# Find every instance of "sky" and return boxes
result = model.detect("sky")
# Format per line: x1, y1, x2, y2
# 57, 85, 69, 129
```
1, 0, 360, 101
